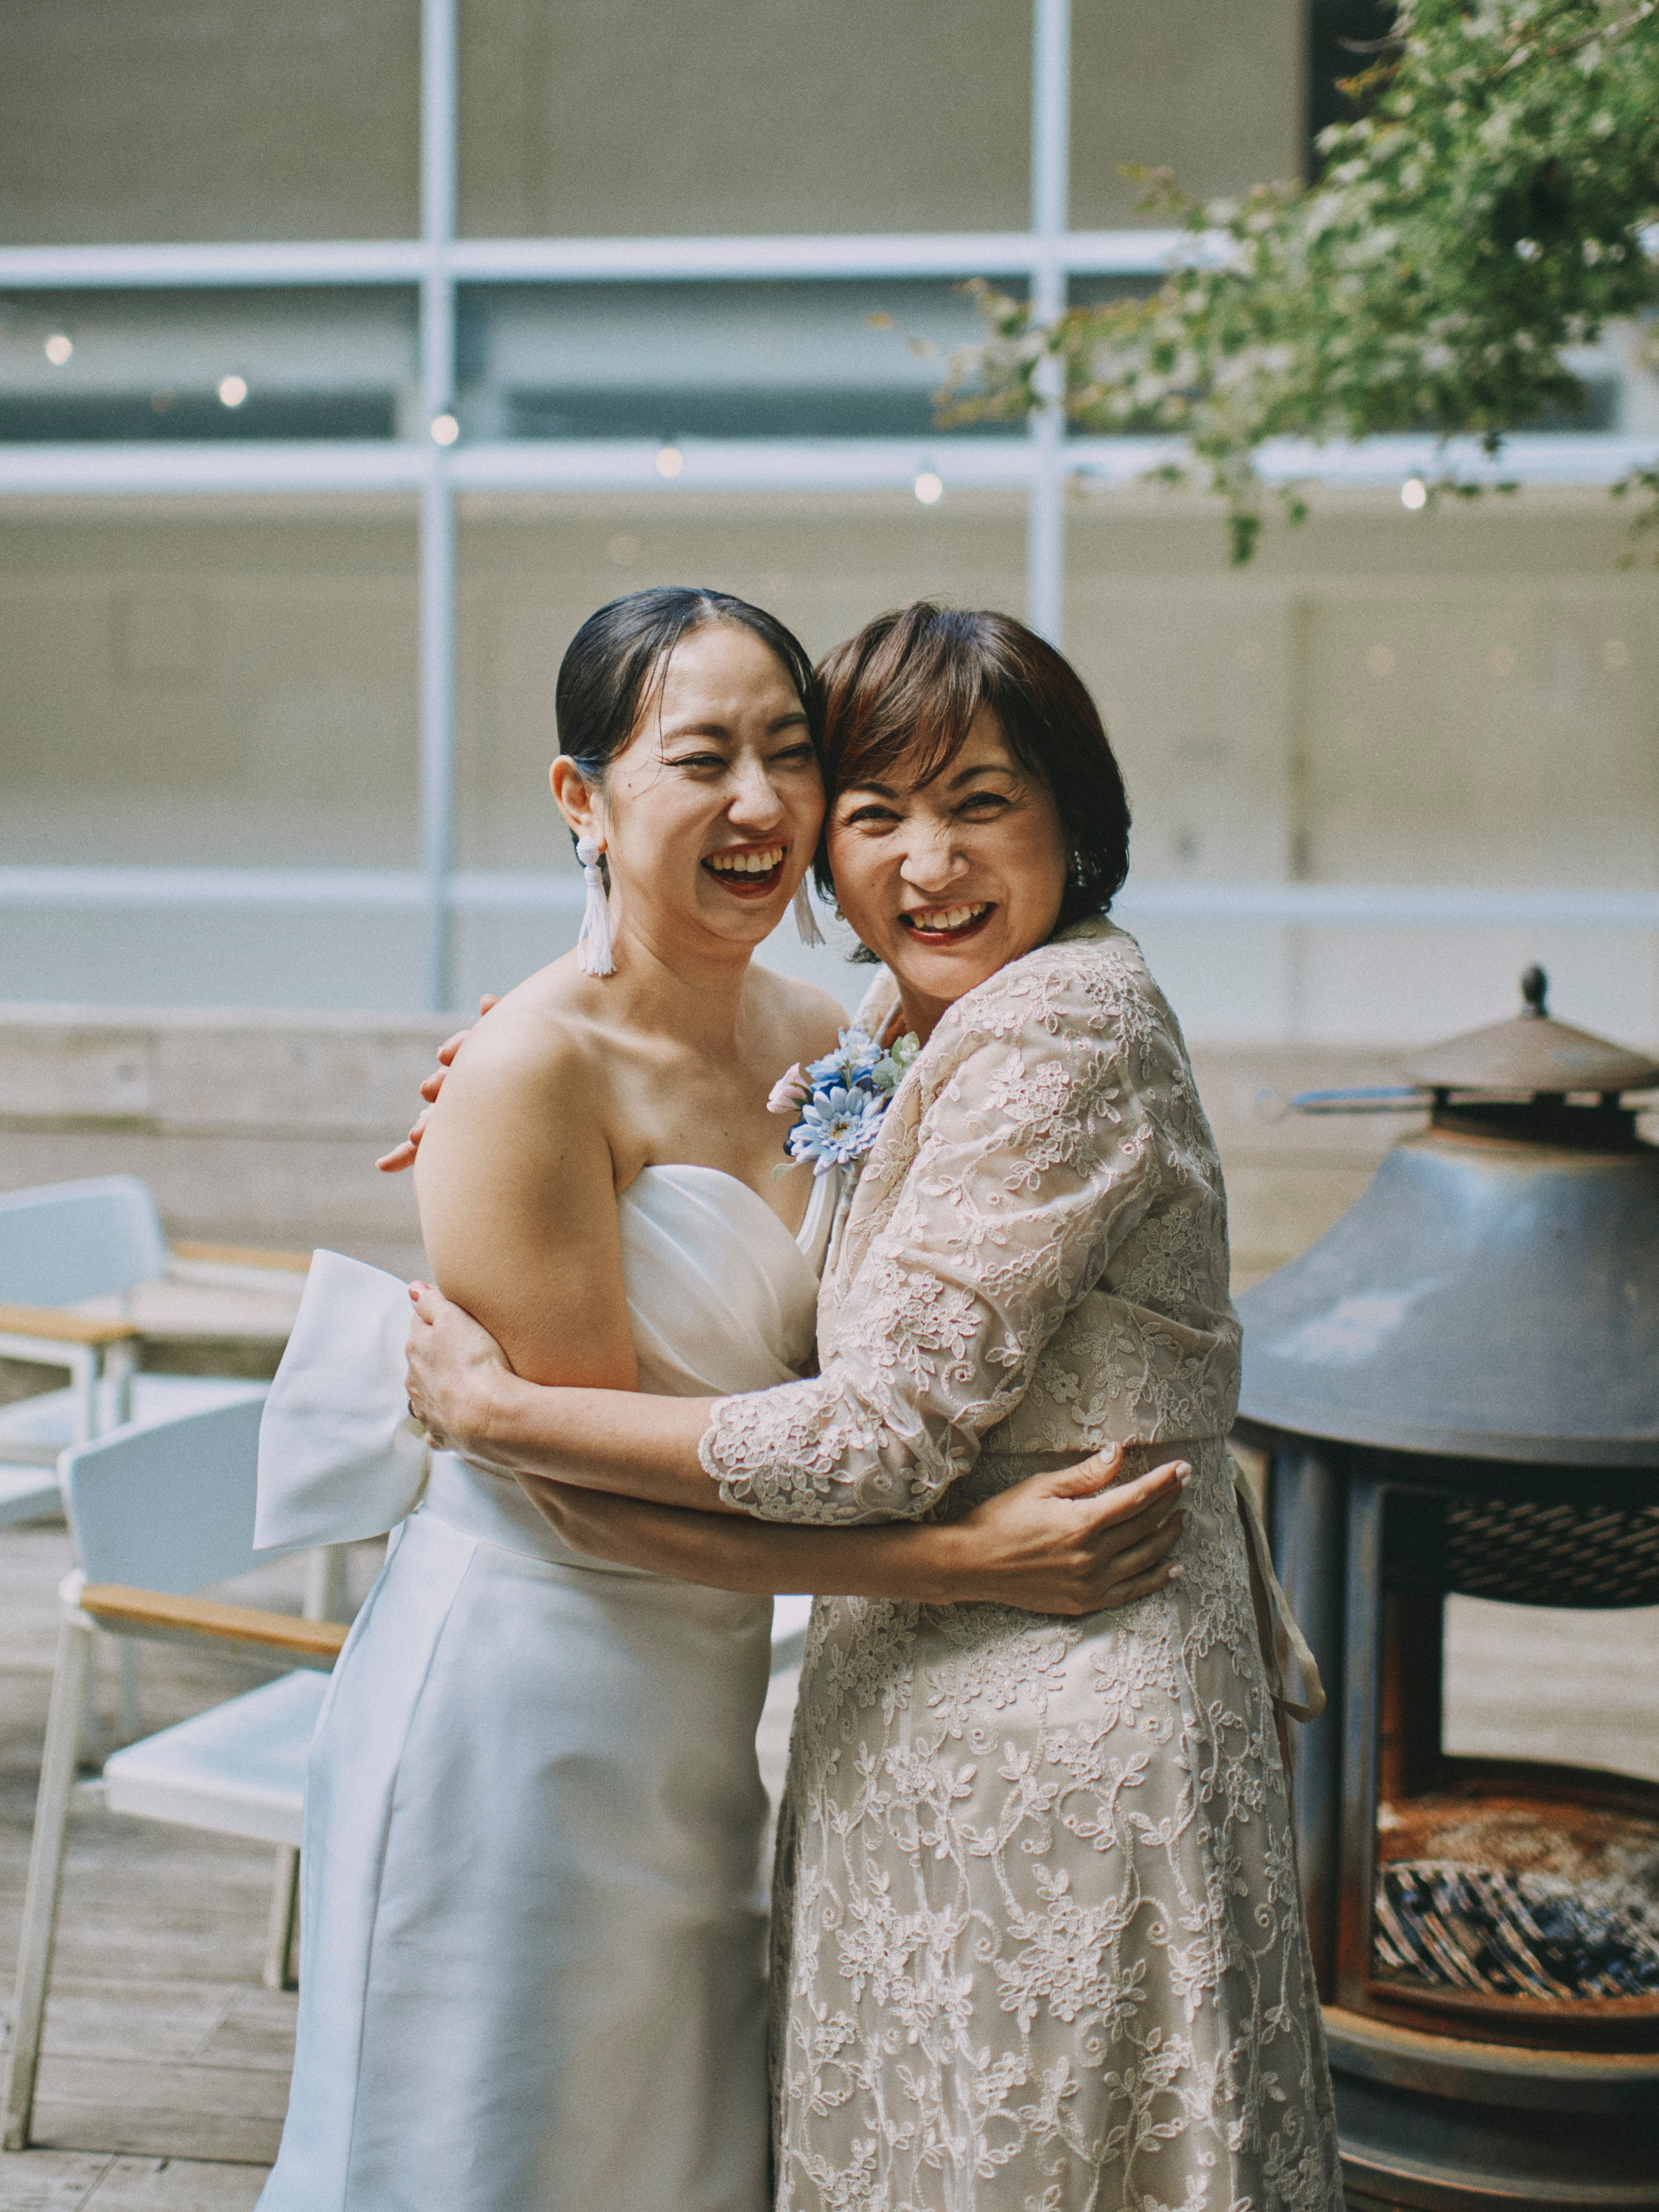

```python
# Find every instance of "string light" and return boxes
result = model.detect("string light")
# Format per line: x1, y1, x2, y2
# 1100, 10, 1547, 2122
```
44, 334, 72, 366
914, 470, 943, 506
431, 413, 459, 446
218, 375, 248, 408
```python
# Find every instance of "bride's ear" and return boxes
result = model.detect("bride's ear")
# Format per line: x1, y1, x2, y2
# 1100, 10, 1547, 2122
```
551, 756, 602, 846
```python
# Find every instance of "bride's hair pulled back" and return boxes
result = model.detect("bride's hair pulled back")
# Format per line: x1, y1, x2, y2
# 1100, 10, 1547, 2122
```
556, 586, 821, 785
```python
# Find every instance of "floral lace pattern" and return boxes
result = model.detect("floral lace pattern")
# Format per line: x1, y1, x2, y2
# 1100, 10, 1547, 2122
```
704, 920, 1341, 2210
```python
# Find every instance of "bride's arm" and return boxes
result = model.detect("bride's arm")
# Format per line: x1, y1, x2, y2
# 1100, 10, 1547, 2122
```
514, 1457, 1186, 1615
410, 995, 642, 1394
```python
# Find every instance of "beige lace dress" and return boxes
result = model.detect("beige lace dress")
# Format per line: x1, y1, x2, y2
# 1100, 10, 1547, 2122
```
702, 917, 1340, 2212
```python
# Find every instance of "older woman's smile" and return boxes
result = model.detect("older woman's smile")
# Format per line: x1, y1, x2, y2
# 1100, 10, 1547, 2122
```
897, 900, 995, 943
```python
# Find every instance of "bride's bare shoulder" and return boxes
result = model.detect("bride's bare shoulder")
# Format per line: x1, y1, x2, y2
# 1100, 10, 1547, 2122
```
748, 963, 846, 1062
419, 958, 611, 1149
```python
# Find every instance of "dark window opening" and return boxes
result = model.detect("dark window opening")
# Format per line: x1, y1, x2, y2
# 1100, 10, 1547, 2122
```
1307, 1, 1399, 176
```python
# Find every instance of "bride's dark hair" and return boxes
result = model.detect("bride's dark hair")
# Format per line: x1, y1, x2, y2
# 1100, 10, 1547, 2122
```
556, 587, 821, 782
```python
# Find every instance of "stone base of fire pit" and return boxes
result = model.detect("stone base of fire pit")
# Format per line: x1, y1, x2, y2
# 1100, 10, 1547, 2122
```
1326, 2006, 1659, 2212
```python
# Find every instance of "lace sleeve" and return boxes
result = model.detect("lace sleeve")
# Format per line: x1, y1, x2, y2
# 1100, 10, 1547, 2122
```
700, 947, 1178, 1523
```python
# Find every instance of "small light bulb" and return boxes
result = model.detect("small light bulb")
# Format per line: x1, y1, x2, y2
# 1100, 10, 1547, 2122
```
1400, 476, 1427, 511
44, 333, 73, 366
655, 445, 684, 479
431, 412, 460, 445
914, 470, 944, 506
218, 374, 248, 408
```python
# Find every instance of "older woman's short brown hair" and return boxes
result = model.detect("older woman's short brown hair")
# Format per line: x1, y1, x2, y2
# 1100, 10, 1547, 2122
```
813, 602, 1132, 933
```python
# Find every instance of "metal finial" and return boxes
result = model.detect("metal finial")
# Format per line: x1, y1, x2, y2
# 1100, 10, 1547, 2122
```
1520, 964, 1548, 1018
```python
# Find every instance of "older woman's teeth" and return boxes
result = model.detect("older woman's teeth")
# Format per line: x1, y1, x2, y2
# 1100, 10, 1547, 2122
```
707, 846, 785, 874
906, 903, 991, 932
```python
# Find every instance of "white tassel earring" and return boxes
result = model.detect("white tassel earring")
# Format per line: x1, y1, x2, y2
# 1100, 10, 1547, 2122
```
575, 835, 616, 976
793, 877, 825, 947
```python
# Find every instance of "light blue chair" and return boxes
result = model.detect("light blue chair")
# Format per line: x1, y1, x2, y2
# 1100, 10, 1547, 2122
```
0, 1175, 272, 1479
1, 1394, 347, 2152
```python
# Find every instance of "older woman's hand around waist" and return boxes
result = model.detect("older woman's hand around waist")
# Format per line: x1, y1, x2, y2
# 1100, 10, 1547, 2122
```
941, 1444, 1190, 1616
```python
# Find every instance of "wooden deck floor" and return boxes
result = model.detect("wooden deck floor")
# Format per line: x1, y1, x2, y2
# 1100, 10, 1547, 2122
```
3, 1509, 1655, 2209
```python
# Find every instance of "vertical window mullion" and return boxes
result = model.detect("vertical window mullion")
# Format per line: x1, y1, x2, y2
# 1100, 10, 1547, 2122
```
1026, 0, 1071, 646
420, 0, 459, 1009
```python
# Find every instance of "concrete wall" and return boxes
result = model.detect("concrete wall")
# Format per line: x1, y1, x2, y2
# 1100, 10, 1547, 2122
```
0, 1004, 445, 1276
0, 999, 1427, 1289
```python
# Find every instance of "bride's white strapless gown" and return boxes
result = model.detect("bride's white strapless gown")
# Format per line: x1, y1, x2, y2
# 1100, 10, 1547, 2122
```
254, 1164, 834, 2212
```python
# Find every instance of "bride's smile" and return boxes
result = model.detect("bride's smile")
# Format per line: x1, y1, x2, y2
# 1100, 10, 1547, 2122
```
703, 839, 790, 897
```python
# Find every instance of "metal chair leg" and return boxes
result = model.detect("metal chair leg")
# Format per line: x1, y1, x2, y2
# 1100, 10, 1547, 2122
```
116, 1638, 142, 1743
302, 1544, 349, 1624
66, 1346, 97, 1449
102, 1340, 137, 1431
263, 1845, 301, 1992
3, 1613, 94, 2149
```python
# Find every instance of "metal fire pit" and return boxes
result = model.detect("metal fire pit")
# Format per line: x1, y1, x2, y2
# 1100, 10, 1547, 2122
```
1236, 970, 1659, 2210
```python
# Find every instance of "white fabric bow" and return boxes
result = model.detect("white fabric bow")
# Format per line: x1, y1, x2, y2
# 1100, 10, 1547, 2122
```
255, 1250, 431, 1551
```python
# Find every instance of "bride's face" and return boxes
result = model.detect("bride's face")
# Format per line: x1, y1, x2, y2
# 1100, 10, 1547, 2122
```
826, 708, 1068, 1030
559, 622, 825, 959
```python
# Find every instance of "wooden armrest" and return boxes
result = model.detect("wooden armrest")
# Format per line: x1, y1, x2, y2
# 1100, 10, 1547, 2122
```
170, 1240, 313, 1275
0, 1303, 141, 1346
78, 1584, 349, 1667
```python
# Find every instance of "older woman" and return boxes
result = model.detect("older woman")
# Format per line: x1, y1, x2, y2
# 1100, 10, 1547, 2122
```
408, 602, 1340, 2211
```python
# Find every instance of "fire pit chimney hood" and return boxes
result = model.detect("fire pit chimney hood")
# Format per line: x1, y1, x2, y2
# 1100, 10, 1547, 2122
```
1239, 969, 1659, 1466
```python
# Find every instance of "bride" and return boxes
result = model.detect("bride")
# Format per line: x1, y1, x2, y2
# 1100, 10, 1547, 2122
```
256, 588, 1188, 2212
406, 599, 1341, 2210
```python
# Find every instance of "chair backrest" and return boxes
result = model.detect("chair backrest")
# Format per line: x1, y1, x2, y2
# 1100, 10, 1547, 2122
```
0, 1175, 170, 1307
60, 1393, 271, 1593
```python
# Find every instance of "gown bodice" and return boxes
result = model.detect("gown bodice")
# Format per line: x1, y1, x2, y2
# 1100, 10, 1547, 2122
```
255, 1159, 835, 1570
420, 1163, 832, 1568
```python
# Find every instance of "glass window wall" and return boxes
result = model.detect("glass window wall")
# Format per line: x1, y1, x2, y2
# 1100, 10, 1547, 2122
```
0, 290, 419, 442
1, 0, 1654, 1040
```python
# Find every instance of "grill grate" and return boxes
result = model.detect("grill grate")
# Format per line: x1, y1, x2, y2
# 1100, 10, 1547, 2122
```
1439, 1495, 1659, 1607
1376, 1860, 1659, 2001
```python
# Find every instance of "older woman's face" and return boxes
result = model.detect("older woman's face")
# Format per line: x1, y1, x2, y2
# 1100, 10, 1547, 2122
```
827, 707, 1068, 1030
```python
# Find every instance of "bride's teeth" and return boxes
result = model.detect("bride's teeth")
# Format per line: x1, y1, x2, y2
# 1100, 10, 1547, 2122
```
709, 847, 783, 874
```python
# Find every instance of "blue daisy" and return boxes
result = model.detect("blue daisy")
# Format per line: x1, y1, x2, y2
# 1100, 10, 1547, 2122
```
787, 1083, 888, 1173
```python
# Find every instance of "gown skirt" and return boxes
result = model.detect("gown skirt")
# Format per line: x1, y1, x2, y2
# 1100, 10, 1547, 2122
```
256, 1164, 835, 2212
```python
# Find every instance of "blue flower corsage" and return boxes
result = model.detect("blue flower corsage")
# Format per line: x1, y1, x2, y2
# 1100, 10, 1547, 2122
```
767, 1025, 921, 1177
